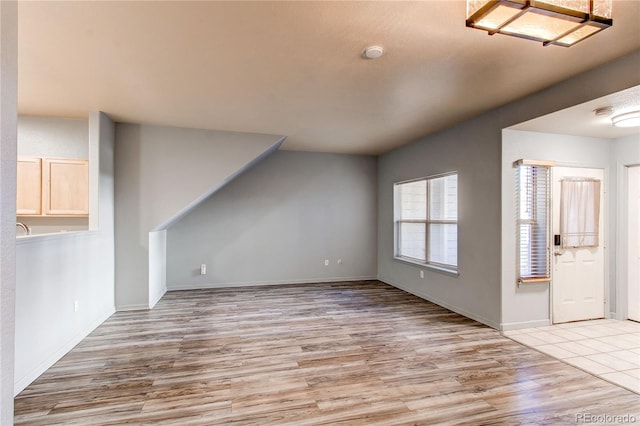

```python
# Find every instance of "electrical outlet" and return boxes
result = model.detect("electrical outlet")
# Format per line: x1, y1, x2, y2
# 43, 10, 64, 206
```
337, 259, 342, 265
420, 270, 424, 279
200, 264, 207, 275
74, 300, 79, 312
324, 259, 329, 266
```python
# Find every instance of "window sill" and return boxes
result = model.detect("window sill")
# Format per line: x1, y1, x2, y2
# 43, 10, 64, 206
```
393, 256, 460, 278
518, 278, 550, 285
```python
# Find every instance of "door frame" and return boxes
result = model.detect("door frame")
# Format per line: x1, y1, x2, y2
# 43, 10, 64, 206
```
616, 163, 640, 321
549, 164, 609, 324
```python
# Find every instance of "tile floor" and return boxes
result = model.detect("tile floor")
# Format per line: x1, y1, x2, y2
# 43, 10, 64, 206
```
503, 319, 640, 394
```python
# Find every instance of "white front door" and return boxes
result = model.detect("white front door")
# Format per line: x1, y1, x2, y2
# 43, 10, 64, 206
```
552, 167, 605, 324
628, 165, 640, 322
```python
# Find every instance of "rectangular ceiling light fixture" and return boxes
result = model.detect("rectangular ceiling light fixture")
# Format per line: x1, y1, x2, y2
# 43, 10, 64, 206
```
466, 0, 612, 47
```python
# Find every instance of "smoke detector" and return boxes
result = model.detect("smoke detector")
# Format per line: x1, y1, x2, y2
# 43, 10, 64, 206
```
362, 45, 384, 59
594, 106, 614, 116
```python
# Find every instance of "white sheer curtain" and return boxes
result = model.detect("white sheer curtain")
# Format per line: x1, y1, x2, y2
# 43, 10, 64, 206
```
560, 179, 600, 248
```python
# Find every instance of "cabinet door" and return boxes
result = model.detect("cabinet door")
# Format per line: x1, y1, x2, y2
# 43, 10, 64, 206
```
17, 157, 42, 215
43, 158, 89, 216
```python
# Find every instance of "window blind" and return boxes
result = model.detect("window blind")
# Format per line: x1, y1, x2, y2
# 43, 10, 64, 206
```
516, 164, 551, 283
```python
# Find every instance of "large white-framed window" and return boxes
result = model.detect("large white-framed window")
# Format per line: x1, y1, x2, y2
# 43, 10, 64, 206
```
394, 172, 458, 273
515, 162, 551, 283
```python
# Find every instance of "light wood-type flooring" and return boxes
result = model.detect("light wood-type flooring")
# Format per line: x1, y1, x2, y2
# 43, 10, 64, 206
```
15, 281, 640, 425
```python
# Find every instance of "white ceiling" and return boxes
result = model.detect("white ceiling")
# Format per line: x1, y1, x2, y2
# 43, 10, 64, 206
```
17, 1, 640, 155
511, 85, 640, 139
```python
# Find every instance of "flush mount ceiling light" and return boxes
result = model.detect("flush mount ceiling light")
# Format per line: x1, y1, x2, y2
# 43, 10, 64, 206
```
611, 110, 640, 128
466, 0, 612, 47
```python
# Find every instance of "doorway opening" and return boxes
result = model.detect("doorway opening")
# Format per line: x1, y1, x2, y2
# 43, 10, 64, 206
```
628, 165, 640, 322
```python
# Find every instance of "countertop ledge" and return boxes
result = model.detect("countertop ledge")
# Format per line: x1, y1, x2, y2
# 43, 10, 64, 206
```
16, 230, 99, 244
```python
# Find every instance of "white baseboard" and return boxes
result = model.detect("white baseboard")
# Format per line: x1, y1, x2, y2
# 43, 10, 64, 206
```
167, 276, 378, 291
378, 278, 500, 330
117, 288, 167, 311
149, 286, 167, 309
14, 307, 115, 396
499, 319, 551, 331
116, 303, 150, 311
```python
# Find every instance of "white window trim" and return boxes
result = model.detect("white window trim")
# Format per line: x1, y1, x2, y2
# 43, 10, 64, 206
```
515, 162, 551, 285
393, 172, 459, 276
393, 255, 460, 277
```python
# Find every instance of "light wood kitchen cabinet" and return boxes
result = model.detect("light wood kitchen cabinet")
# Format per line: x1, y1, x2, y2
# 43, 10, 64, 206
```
17, 157, 89, 217
43, 158, 89, 216
17, 157, 42, 215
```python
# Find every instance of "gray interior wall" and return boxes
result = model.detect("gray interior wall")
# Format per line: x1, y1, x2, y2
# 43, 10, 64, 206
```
114, 123, 284, 310
17, 115, 89, 234
378, 50, 640, 330
14, 111, 115, 395
0, 1, 17, 421
17, 115, 88, 158
501, 130, 612, 329
378, 116, 503, 328
166, 151, 377, 288
613, 134, 640, 164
